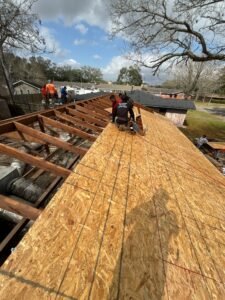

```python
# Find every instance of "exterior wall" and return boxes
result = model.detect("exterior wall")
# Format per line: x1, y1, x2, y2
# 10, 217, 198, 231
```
14, 83, 40, 95
146, 106, 187, 126
157, 93, 191, 100
165, 109, 187, 126
13, 94, 43, 114
0, 99, 11, 120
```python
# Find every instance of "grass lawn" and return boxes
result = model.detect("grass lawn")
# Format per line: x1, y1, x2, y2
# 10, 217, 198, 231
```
180, 110, 225, 141
195, 102, 225, 109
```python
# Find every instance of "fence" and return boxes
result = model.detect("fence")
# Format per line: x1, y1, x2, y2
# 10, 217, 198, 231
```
7, 94, 43, 114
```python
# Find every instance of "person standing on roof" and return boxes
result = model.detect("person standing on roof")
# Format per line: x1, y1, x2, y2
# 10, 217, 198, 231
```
114, 94, 135, 129
41, 84, 47, 100
110, 94, 121, 122
197, 135, 208, 148
46, 80, 58, 107
41, 84, 47, 109
60, 86, 68, 104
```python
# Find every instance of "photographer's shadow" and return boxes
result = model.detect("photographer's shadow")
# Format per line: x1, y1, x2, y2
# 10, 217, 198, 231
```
108, 188, 179, 299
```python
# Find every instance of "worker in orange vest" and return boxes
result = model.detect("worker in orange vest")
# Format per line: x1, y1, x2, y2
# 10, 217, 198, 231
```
46, 80, 58, 107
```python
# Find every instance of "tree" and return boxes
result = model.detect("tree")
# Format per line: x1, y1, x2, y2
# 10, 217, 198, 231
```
117, 65, 143, 85
117, 67, 129, 84
162, 61, 220, 99
215, 67, 225, 94
111, 0, 225, 74
80, 66, 103, 83
0, 0, 46, 102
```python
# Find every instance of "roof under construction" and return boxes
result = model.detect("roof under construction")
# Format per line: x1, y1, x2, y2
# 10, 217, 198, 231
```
0, 96, 225, 299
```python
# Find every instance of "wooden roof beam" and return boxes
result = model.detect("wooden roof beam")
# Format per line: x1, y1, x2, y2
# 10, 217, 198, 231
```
0, 143, 71, 177
0, 195, 41, 221
94, 98, 111, 106
38, 115, 96, 142
66, 108, 106, 128
83, 103, 110, 116
90, 100, 109, 108
54, 111, 103, 134
14, 122, 87, 157
75, 104, 109, 122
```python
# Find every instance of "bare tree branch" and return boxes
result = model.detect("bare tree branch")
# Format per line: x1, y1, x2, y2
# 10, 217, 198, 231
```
0, 0, 47, 101
110, 0, 225, 74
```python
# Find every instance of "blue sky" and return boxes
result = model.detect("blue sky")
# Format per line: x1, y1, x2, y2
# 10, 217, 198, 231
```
33, 0, 165, 83
42, 21, 125, 68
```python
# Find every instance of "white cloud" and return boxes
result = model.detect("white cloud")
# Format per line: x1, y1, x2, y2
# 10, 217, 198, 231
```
101, 54, 169, 84
75, 23, 88, 35
58, 58, 80, 68
33, 0, 112, 32
40, 26, 69, 58
93, 54, 101, 60
74, 39, 86, 46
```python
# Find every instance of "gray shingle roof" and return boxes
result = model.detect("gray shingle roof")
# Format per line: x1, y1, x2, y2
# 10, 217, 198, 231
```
75, 92, 108, 101
127, 91, 196, 111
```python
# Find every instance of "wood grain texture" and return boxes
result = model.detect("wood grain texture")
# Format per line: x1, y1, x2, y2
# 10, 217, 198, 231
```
0, 194, 41, 220
207, 142, 225, 151
0, 109, 225, 299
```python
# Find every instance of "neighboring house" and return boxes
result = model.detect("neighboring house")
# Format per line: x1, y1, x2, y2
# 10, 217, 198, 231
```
54, 81, 143, 93
158, 91, 191, 100
13, 80, 42, 95
128, 90, 195, 126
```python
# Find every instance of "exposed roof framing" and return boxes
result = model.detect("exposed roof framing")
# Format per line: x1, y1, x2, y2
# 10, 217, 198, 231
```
0, 195, 41, 221
0, 95, 111, 255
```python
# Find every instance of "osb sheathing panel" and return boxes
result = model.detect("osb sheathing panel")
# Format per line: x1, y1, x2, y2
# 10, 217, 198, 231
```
0, 109, 225, 299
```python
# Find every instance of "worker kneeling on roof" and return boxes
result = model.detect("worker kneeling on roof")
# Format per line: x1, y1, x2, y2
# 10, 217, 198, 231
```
114, 94, 135, 130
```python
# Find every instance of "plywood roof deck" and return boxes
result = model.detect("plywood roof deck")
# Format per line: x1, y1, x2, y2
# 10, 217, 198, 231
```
0, 108, 225, 299
208, 142, 225, 151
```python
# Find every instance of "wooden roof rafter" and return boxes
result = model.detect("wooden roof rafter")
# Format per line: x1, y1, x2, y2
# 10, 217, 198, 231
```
54, 111, 103, 134
0, 96, 111, 177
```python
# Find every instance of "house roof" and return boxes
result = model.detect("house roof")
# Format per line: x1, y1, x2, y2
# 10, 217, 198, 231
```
128, 90, 196, 110
74, 91, 108, 100
13, 80, 42, 89
0, 99, 224, 298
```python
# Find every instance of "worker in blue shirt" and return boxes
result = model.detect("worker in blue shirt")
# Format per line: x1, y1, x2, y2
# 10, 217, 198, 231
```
60, 86, 68, 104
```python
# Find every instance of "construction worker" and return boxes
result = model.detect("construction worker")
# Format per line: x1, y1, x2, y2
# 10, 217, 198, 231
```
41, 84, 47, 100
114, 94, 135, 130
197, 135, 208, 148
60, 86, 68, 104
46, 80, 58, 107
41, 84, 47, 109
110, 94, 121, 122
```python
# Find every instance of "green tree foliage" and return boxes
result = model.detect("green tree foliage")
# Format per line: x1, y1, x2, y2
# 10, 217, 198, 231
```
80, 66, 103, 83
0, 52, 105, 89
117, 65, 142, 86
